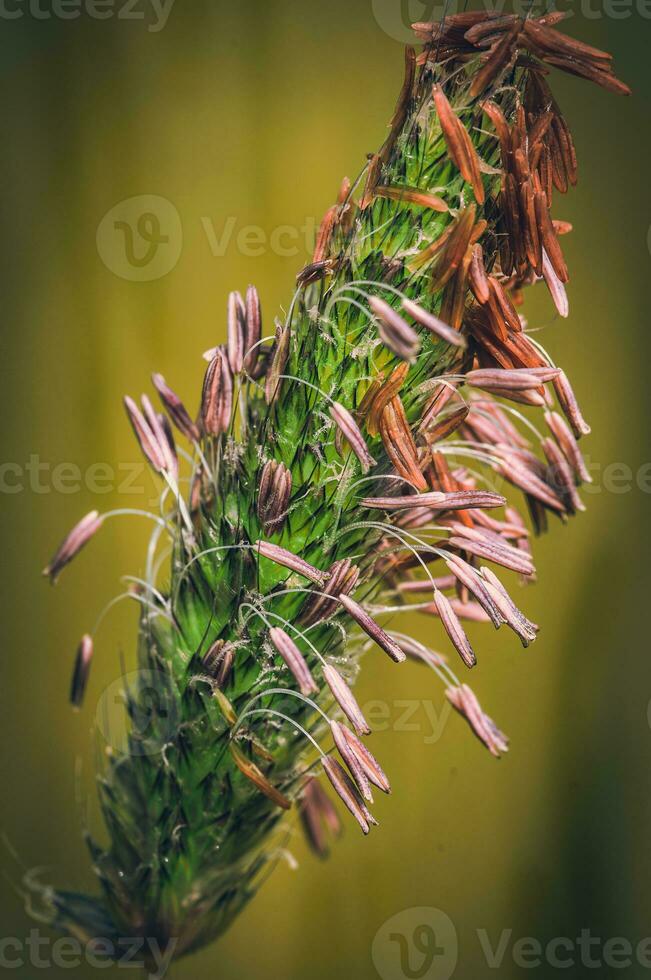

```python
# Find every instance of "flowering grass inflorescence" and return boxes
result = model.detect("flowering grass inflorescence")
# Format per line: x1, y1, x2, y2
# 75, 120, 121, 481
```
35, 10, 629, 963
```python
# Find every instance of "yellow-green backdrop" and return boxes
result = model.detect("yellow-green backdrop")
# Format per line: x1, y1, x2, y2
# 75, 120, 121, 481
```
0, 2, 649, 978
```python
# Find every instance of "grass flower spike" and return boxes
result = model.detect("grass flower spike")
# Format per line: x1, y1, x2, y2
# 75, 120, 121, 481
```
35, 10, 628, 965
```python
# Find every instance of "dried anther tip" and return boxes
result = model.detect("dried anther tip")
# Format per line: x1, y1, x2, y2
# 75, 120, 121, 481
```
256, 540, 324, 584
269, 627, 318, 696
229, 742, 291, 810
361, 491, 446, 510
542, 248, 569, 317
323, 663, 370, 735
141, 394, 178, 480
329, 402, 376, 473
438, 490, 507, 511
243, 284, 262, 376
553, 370, 591, 439
468, 243, 490, 304
448, 533, 536, 576
214, 689, 238, 726
152, 373, 201, 443
379, 397, 428, 491
401, 298, 467, 348
545, 411, 592, 484
339, 723, 391, 794
124, 395, 168, 473
300, 559, 360, 628
444, 553, 503, 629
297, 259, 336, 286
43, 510, 104, 583
265, 321, 291, 406
466, 368, 558, 391
361, 490, 505, 511
433, 589, 477, 668
300, 778, 342, 857
432, 83, 485, 204
365, 365, 406, 437
541, 437, 585, 514
338, 594, 406, 663
369, 296, 421, 362
480, 566, 538, 646
331, 721, 373, 801
425, 598, 492, 624
470, 21, 521, 99
257, 460, 292, 535
202, 639, 235, 689
494, 457, 565, 515
70, 634, 93, 709
374, 184, 448, 212
322, 756, 376, 834
422, 404, 469, 444
227, 290, 246, 373
446, 684, 509, 758
201, 348, 233, 436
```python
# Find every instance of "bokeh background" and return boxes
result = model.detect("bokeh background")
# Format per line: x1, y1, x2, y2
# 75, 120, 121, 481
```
0, 2, 649, 977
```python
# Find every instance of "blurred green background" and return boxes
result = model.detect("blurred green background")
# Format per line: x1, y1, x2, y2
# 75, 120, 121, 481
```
0, 2, 649, 977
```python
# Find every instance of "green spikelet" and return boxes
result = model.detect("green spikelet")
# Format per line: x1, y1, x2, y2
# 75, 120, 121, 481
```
35, 11, 629, 966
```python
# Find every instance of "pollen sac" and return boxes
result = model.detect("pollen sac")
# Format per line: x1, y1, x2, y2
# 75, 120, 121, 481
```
201, 348, 233, 436
257, 460, 292, 536
70, 634, 93, 710
43, 510, 104, 584
299, 559, 360, 628
202, 639, 235, 689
